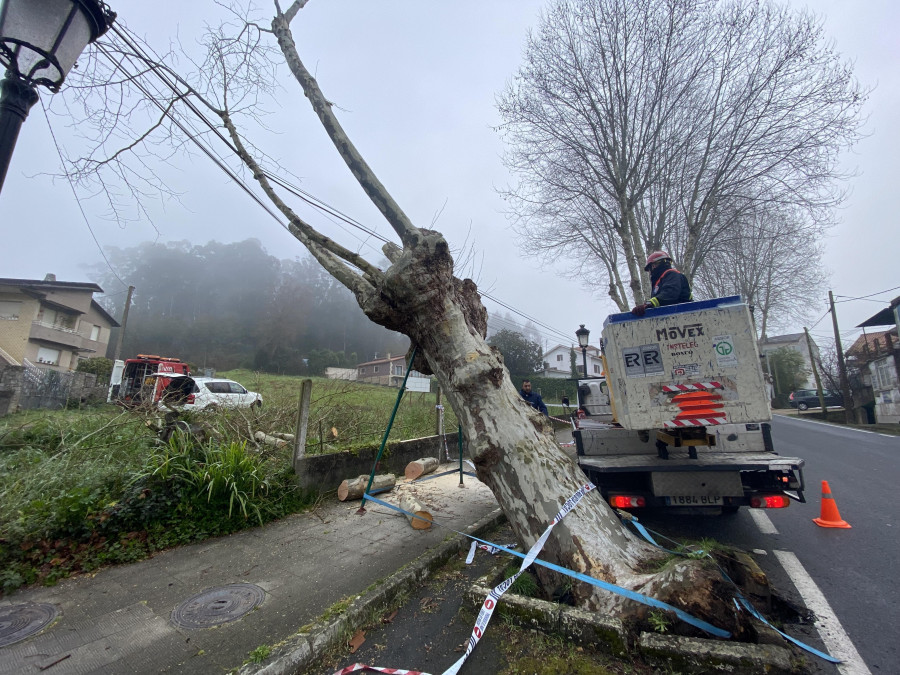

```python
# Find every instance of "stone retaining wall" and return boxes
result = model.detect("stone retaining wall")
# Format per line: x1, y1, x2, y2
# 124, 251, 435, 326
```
294, 432, 466, 492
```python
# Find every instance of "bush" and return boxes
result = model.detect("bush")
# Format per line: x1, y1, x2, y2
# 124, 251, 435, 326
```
75, 357, 114, 383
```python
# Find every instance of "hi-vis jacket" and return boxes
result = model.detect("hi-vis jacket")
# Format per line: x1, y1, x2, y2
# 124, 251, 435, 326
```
648, 265, 693, 308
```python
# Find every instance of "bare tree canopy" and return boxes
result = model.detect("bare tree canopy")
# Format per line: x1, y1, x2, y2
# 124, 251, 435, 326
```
56, 0, 776, 631
498, 0, 867, 324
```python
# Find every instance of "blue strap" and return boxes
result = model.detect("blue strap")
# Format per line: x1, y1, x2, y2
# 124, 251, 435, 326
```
621, 514, 842, 664
363, 493, 730, 638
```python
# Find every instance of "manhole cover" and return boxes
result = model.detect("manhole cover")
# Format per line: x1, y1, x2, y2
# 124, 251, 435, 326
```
171, 584, 265, 629
0, 603, 59, 647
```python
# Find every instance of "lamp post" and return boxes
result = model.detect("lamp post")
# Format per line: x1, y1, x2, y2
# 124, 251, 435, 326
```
575, 324, 590, 410
0, 0, 116, 192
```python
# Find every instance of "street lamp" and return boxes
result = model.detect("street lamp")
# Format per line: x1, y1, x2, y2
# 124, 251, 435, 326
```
0, 0, 116, 191
575, 324, 590, 412
575, 324, 590, 379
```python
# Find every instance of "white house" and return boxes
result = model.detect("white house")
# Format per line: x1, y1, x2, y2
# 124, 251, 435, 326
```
542, 344, 604, 379
757, 333, 818, 389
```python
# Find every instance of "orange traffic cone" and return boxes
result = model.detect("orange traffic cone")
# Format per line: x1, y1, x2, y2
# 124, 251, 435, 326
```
812, 480, 851, 529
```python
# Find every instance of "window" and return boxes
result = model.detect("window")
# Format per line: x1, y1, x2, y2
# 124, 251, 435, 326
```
374, 365, 380, 373
873, 360, 895, 390
206, 381, 232, 394
594, 364, 602, 374
229, 382, 247, 394
556, 354, 563, 362
393, 365, 403, 375
90, 325, 100, 341
0, 300, 21, 320
36, 347, 61, 365
576, 365, 584, 375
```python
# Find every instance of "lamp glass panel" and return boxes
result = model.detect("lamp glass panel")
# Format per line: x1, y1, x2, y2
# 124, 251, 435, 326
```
51, 8, 91, 77
0, 0, 83, 84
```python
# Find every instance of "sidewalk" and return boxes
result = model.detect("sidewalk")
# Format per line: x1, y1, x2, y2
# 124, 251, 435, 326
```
0, 467, 500, 674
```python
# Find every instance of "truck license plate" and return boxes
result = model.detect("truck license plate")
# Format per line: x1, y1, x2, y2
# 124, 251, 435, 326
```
665, 495, 724, 506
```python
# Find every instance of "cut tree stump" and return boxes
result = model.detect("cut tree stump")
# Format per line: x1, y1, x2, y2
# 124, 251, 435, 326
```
405, 457, 440, 481
399, 492, 433, 530
338, 473, 396, 501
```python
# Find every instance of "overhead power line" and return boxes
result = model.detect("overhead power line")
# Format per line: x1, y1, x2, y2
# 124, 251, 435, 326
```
96, 26, 585, 353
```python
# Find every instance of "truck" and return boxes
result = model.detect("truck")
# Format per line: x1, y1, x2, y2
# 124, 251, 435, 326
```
108, 354, 191, 406
573, 296, 805, 513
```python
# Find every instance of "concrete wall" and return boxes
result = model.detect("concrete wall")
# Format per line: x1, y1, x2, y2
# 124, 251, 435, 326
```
295, 432, 466, 492
0, 365, 23, 416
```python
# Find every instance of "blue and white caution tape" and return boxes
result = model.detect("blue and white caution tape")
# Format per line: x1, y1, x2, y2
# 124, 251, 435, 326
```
620, 513, 842, 664
441, 482, 597, 675
363, 492, 730, 639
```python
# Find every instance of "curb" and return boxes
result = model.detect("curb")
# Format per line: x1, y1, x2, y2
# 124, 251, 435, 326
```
240, 507, 506, 675
463, 578, 796, 674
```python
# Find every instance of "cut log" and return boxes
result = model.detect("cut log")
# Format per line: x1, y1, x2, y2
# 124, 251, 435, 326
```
405, 456, 440, 481
272, 432, 295, 442
338, 473, 396, 501
399, 492, 433, 530
254, 431, 288, 448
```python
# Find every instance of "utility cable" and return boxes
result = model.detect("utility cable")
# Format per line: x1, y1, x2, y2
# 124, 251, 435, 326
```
39, 98, 128, 290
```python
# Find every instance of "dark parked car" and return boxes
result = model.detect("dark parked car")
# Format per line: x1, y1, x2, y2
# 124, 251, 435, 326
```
789, 389, 843, 411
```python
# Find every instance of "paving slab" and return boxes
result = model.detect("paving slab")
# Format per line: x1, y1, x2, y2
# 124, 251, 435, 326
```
0, 466, 499, 674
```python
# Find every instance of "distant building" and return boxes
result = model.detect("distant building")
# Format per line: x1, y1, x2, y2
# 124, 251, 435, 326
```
757, 333, 818, 389
542, 344, 603, 379
356, 354, 427, 388
0, 275, 119, 372
324, 367, 358, 381
851, 296, 900, 424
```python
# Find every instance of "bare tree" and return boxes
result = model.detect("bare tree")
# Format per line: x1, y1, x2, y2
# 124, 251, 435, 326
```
57, 2, 744, 627
499, 0, 866, 326
691, 205, 826, 336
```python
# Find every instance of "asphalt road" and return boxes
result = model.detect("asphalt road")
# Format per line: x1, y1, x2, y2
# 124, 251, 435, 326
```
637, 415, 899, 674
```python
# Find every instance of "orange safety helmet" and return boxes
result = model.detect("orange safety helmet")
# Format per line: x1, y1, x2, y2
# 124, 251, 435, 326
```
644, 250, 671, 271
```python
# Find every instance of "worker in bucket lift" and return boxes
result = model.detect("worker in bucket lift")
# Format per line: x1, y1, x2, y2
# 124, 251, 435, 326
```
631, 250, 693, 316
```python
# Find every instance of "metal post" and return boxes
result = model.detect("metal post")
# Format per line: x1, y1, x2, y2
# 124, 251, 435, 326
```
359, 346, 417, 512
0, 74, 40, 194
829, 291, 854, 424
581, 346, 589, 380
804, 328, 828, 415
458, 424, 464, 487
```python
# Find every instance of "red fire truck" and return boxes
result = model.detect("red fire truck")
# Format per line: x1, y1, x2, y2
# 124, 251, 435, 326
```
108, 355, 191, 406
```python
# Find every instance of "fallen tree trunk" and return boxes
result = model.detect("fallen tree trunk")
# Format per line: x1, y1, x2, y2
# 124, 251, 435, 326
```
404, 457, 439, 481
399, 492, 433, 530
338, 473, 396, 502
254, 431, 288, 449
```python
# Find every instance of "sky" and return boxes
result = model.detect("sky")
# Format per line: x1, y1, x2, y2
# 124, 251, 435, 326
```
2, 0, 898, 356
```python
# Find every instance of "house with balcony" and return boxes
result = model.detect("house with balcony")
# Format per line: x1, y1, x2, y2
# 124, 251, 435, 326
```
542, 344, 603, 379
0, 275, 119, 372
854, 298, 900, 423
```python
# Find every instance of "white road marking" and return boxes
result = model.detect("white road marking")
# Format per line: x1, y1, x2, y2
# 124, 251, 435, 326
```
773, 550, 871, 675
748, 508, 779, 534
776, 415, 900, 439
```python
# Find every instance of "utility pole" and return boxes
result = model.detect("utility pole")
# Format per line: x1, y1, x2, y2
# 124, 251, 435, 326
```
113, 285, 135, 362
828, 290, 853, 424
804, 328, 827, 414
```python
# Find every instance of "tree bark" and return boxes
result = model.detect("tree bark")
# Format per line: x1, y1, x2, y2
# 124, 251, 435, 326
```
338, 474, 396, 502
404, 457, 440, 481
398, 492, 433, 530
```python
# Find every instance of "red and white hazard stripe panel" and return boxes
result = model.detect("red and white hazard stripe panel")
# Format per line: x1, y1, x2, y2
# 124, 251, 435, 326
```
661, 381, 723, 393
663, 418, 725, 428
334, 664, 431, 675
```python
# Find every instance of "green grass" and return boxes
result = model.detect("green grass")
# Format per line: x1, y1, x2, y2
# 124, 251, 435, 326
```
0, 374, 451, 595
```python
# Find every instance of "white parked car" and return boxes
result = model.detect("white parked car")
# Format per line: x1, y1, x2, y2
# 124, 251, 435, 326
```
158, 375, 262, 411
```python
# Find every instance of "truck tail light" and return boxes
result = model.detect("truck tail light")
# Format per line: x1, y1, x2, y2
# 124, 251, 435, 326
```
750, 494, 790, 509
609, 495, 646, 508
